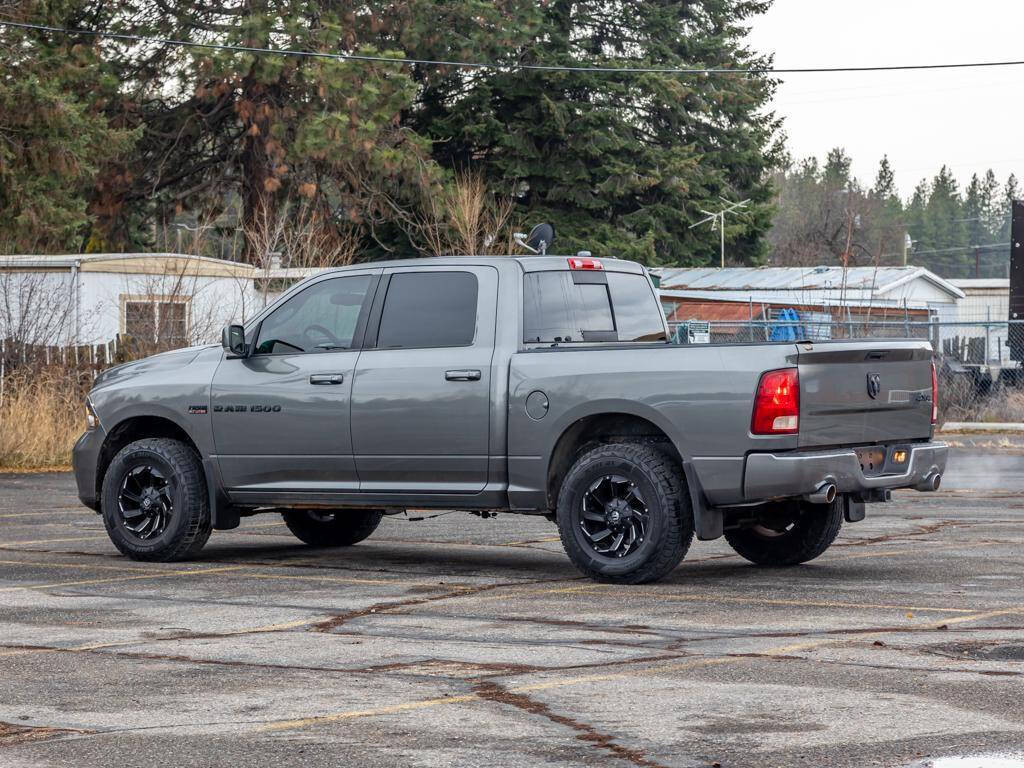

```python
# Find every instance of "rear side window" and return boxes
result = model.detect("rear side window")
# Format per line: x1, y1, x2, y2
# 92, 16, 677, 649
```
523, 271, 666, 343
523, 272, 613, 343
607, 273, 668, 342
376, 271, 478, 349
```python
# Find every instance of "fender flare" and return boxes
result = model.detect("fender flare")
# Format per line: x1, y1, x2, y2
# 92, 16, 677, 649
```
543, 400, 722, 540
97, 404, 234, 529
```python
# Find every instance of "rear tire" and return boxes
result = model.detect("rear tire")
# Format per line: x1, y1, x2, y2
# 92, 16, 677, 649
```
283, 509, 384, 547
724, 497, 843, 566
556, 442, 693, 584
101, 438, 211, 562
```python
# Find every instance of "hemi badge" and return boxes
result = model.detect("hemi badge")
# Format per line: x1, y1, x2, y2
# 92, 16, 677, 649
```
187, 405, 209, 415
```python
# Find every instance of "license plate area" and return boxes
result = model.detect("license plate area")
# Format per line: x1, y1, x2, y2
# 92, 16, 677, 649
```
855, 445, 912, 477
855, 447, 886, 476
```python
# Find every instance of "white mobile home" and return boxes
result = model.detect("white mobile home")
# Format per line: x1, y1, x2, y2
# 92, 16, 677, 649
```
948, 278, 1011, 364
0, 253, 262, 347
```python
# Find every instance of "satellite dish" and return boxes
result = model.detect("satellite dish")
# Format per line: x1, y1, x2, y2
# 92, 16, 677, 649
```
525, 223, 555, 255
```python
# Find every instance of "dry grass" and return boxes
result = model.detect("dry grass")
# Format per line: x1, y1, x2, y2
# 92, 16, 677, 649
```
0, 368, 85, 470
940, 375, 1024, 424
968, 390, 1024, 423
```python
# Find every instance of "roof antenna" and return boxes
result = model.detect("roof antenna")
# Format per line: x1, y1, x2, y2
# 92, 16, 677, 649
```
689, 198, 749, 268
514, 223, 555, 256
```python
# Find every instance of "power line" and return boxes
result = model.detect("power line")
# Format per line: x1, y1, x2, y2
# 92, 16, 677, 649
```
911, 242, 1009, 257
6, 20, 1024, 75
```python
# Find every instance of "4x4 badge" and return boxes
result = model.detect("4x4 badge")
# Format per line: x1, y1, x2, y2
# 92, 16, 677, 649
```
866, 373, 881, 399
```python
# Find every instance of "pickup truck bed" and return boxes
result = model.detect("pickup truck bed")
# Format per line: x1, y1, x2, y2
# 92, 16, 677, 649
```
73, 254, 946, 583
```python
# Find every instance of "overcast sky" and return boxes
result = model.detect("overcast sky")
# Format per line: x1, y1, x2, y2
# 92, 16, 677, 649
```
745, 0, 1024, 198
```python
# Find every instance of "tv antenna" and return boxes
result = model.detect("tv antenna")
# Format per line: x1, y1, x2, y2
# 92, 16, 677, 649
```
689, 198, 750, 268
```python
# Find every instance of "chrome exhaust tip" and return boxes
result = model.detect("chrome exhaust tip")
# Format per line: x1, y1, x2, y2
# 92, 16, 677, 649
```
916, 473, 941, 492
805, 482, 837, 505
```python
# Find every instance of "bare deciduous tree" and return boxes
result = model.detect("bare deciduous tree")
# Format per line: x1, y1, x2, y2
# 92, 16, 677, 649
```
409, 171, 517, 258
0, 266, 78, 346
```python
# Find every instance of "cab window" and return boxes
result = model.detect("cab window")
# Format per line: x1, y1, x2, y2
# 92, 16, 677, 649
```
374, 272, 478, 349
254, 275, 372, 355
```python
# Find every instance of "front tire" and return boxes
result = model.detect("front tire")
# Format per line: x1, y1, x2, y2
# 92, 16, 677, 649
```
555, 442, 693, 584
282, 509, 384, 547
101, 438, 211, 562
724, 498, 843, 566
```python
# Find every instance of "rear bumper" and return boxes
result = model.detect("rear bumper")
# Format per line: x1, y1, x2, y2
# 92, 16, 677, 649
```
743, 442, 948, 502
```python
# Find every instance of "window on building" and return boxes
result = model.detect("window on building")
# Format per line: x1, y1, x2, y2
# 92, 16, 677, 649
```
123, 298, 190, 347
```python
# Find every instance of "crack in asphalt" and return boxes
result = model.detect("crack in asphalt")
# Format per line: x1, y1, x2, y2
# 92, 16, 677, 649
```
472, 680, 672, 768
306, 573, 586, 633
727, 650, 1024, 678
0, 721, 91, 746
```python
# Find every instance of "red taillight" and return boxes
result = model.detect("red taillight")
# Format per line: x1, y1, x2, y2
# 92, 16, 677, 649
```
931, 361, 938, 425
567, 257, 604, 270
751, 368, 800, 435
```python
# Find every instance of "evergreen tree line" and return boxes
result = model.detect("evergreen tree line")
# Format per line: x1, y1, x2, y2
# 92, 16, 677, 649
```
770, 149, 1018, 278
0, 0, 782, 267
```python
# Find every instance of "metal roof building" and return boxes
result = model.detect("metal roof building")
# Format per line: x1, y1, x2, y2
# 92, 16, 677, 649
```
654, 266, 965, 311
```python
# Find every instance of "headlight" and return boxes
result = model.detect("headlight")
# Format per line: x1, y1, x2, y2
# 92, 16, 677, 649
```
85, 400, 98, 430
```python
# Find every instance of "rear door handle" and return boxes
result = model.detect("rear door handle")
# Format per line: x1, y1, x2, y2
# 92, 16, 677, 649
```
310, 373, 344, 385
445, 369, 481, 382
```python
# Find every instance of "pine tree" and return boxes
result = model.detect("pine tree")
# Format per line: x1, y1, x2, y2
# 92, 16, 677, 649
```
963, 174, 986, 247
980, 169, 1002, 242
418, 0, 782, 266
867, 156, 904, 263
85, 1, 506, 257
999, 173, 1020, 243
0, 2, 137, 252
921, 166, 966, 276
872, 156, 897, 202
904, 179, 929, 264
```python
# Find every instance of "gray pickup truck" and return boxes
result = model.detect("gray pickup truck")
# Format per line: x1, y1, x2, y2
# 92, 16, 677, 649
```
73, 253, 947, 583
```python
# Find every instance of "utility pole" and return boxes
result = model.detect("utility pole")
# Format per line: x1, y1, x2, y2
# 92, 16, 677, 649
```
690, 198, 749, 268
1010, 200, 1024, 361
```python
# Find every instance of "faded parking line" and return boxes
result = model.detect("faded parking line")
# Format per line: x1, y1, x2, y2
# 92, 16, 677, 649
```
0, 564, 248, 593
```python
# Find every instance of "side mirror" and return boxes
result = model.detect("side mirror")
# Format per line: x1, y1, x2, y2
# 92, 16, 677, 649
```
221, 324, 247, 357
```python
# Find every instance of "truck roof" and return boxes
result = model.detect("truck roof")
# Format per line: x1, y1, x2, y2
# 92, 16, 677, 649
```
315, 255, 648, 276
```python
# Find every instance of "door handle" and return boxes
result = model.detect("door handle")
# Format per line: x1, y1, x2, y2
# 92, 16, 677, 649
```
310, 373, 344, 385
445, 369, 481, 382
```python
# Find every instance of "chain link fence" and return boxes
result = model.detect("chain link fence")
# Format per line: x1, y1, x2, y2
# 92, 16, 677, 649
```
668, 319, 1024, 425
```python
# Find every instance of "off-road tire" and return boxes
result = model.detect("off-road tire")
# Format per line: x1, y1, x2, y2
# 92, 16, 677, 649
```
724, 497, 844, 566
283, 509, 384, 547
101, 438, 211, 562
555, 442, 694, 584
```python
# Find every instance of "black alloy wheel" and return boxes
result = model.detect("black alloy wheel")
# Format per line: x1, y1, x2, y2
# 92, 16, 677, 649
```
117, 463, 174, 540
578, 474, 650, 559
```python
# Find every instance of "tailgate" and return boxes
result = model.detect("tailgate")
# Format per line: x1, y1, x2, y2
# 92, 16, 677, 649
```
797, 340, 934, 448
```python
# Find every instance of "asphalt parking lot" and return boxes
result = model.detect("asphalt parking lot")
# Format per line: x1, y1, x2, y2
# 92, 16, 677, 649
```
1, 441, 1023, 768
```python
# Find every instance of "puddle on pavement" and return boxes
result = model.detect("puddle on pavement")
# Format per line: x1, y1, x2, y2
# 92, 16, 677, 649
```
908, 757, 1024, 768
